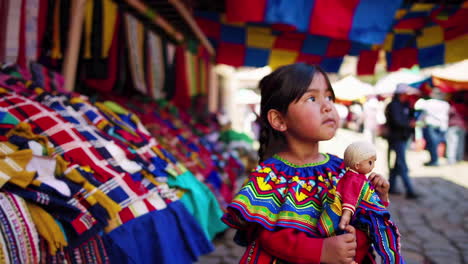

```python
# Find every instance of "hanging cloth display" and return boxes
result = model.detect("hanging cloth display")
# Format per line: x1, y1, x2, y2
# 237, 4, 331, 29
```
146, 31, 166, 99
3, 0, 22, 64
124, 14, 147, 95
172, 45, 191, 109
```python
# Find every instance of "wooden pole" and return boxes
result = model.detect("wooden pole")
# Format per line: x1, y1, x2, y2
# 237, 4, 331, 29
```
124, 0, 184, 42
62, 0, 86, 92
208, 62, 218, 112
168, 0, 215, 56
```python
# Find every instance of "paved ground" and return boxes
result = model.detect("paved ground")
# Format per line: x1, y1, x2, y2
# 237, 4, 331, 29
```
198, 129, 468, 264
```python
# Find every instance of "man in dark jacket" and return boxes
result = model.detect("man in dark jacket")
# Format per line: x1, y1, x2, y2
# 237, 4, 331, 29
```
385, 84, 419, 199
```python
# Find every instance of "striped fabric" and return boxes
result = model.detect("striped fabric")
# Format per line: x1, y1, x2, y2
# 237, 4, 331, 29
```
0, 191, 40, 264
0, 92, 174, 231
38, 235, 110, 264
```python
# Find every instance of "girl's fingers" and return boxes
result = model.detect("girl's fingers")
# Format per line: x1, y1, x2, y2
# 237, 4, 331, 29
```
368, 172, 376, 181
344, 225, 356, 237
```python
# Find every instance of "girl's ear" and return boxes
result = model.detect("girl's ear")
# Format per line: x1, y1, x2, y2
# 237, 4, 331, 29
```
267, 109, 287, 132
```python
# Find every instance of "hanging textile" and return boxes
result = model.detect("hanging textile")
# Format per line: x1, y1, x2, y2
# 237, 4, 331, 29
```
25, 0, 40, 63
124, 14, 147, 95
3, 0, 22, 64
172, 45, 191, 109
225, 0, 403, 44
146, 31, 166, 99
384, 2, 468, 71
83, 14, 121, 93
195, 11, 371, 71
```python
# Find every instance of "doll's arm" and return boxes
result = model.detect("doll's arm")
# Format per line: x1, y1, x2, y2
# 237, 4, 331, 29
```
339, 209, 353, 230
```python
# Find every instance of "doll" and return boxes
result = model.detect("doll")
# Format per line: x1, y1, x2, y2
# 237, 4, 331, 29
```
338, 140, 379, 230
319, 141, 402, 263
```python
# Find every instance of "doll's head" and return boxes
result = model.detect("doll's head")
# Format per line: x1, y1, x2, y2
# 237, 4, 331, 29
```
343, 141, 377, 174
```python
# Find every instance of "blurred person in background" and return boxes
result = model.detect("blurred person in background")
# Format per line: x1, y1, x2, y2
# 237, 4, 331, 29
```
446, 103, 467, 165
415, 89, 450, 167
385, 84, 419, 199
363, 95, 383, 143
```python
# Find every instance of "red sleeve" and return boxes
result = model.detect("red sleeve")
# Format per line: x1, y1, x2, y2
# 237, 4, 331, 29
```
258, 228, 323, 264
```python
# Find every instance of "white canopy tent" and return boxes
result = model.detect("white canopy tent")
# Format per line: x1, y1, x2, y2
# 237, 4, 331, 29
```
332, 75, 374, 101
374, 70, 427, 95
431, 59, 468, 82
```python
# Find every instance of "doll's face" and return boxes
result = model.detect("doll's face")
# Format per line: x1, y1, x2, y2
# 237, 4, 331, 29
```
353, 155, 376, 174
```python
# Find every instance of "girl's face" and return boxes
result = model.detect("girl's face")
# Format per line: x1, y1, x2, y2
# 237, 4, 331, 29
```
283, 73, 339, 142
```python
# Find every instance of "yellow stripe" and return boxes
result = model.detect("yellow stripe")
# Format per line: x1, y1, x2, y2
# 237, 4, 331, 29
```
102, 0, 118, 58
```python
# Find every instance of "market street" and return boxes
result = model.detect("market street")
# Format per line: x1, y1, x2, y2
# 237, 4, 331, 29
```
198, 129, 468, 264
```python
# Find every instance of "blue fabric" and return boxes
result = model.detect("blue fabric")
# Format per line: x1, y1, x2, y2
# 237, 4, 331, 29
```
302, 35, 330, 55
194, 10, 220, 21
167, 201, 215, 259
220, 25, 246, 44
245, 48, 270, 67
106, 201, 213, 264
206, 170, 222, 190
393, 34, 416, 50
349, 42, 372, 56
321, 57, 344, 73
168, 171, 227, 240
418, 44, 445, 68
265, 0, 315, 32
350, 0, 403, 44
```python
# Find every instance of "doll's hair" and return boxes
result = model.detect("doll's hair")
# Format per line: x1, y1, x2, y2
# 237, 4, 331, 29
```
343, 141, 376, 168
257, 63, 335, 162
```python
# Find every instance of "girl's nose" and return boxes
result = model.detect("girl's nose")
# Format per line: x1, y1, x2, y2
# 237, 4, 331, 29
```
322, 100, 333, 112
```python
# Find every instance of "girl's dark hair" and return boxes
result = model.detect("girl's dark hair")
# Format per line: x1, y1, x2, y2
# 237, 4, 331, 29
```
257, 63, 334, 162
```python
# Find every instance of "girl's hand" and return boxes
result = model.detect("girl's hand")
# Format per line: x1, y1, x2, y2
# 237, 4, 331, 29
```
321, 225, 357, 264
368, 172, 390, 202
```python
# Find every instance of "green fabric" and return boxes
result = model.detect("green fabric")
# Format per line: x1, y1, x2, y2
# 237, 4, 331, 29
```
219, 130, 254, 144
187, 39, 198, 54
0, 112, 19, 125
167, 171, 227, 240
103, 101, 128, 115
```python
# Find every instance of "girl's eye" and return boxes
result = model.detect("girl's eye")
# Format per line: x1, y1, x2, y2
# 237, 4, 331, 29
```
308, 97, 316, 102
369, 161, 373, 165
326, 96, 334, 102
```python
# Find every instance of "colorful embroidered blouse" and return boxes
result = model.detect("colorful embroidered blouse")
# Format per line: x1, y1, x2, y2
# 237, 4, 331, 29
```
223, 153, 345, 237
223, 154, 404, 264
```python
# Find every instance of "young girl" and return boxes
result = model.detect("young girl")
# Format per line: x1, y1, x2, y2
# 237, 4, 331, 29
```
222, 63, 400, 264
